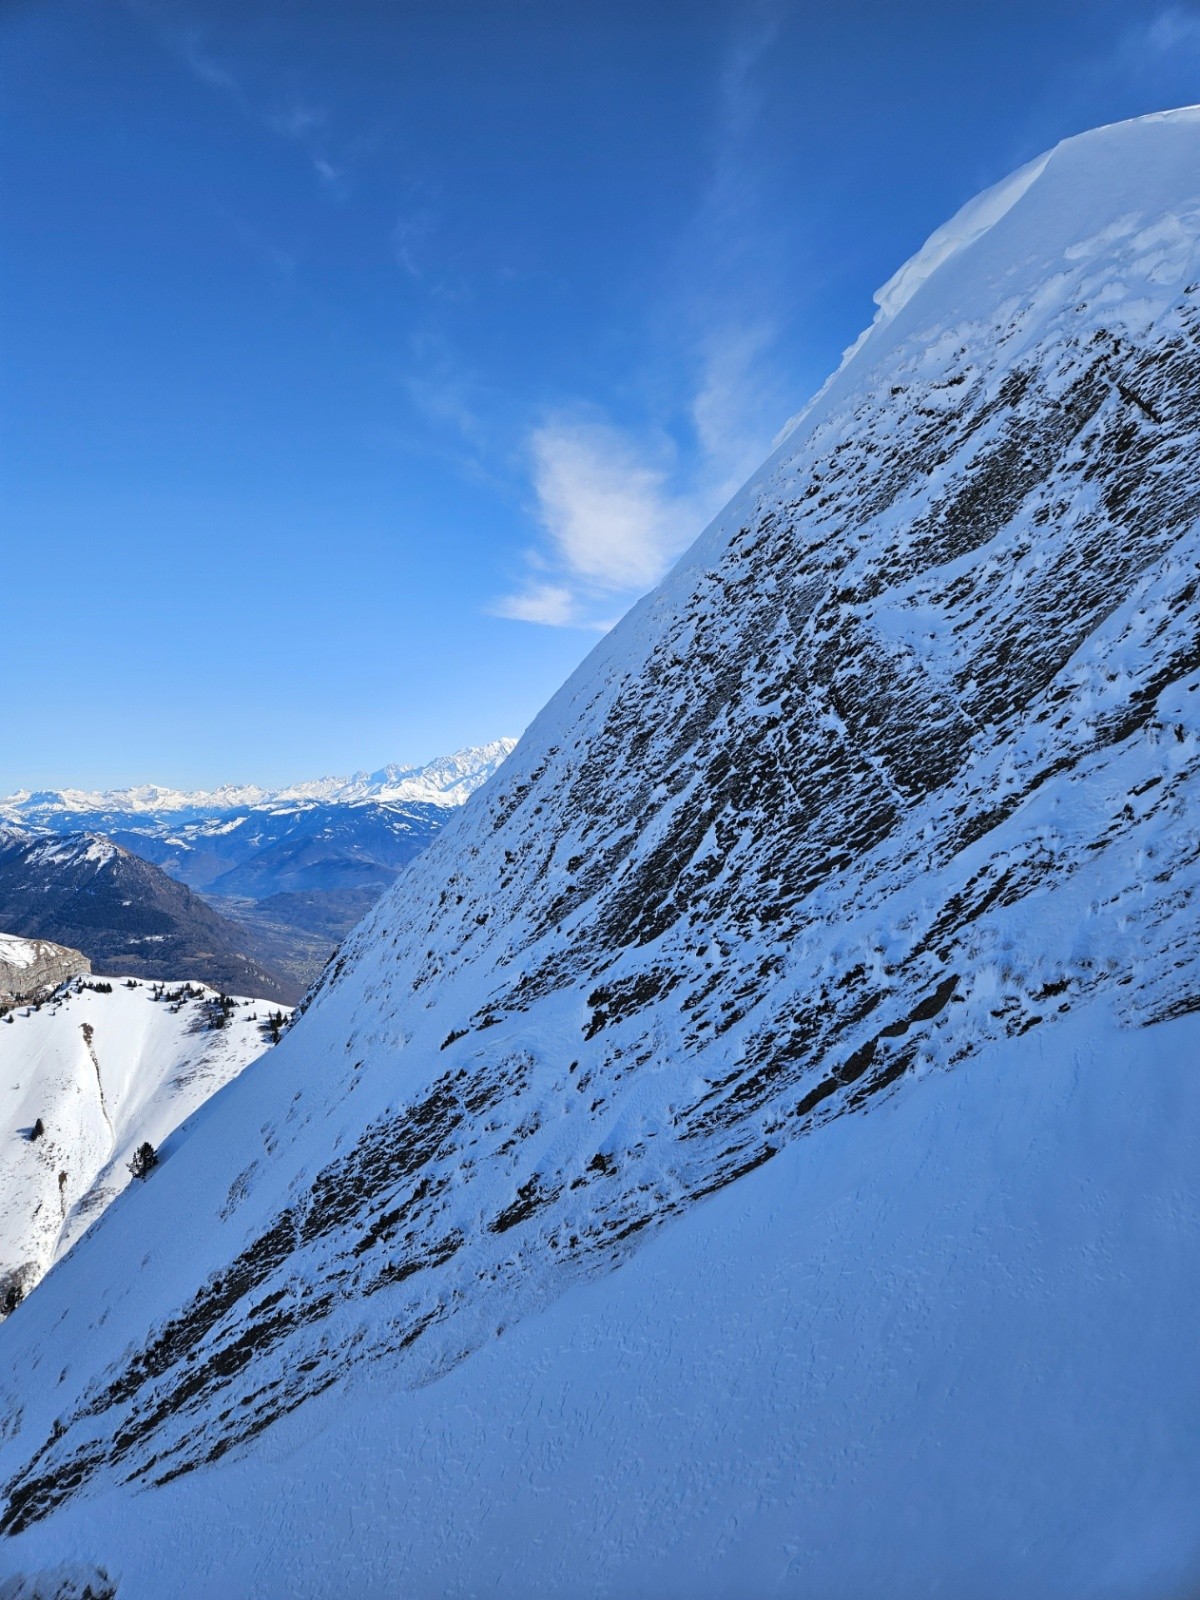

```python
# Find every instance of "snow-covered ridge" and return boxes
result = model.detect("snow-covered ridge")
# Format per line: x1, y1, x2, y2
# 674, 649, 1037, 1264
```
776, 101, 1200, 447
22, 836, 118, 871
871, 148, 1052, 322
0, 741, 518, 823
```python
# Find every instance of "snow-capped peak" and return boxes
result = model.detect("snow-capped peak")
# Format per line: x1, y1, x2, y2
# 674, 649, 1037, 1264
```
23, 835, 122, 871
367, 740, 521, 806
0, 741, 518, 823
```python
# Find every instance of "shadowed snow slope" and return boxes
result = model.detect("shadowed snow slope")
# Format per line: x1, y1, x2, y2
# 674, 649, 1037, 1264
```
5, 109, 1200, 1597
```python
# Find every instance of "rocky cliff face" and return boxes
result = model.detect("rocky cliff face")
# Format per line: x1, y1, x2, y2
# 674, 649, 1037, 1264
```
3, 112, 1200, 1597
0, 935, 89, 1009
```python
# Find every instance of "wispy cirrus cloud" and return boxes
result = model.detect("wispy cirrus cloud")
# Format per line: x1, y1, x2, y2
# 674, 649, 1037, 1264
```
392, 209, 438, 280
690, 321, 780, 490
527, 421, 692, 592
1135, 4, 1200, 57
490, 419, 697, 630
492, 320, 782, 631
491, 581, 580, 628
177, 23, 239, 94
124, 2, 346, 193
1081, 2, 1200, 101
491, 8, 790, 632
266, 102, 327, 140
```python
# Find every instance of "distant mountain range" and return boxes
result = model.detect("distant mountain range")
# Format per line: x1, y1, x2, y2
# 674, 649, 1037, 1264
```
0, 742, 516, 991
0, 742, 517, 833
0, 832, 293, 1001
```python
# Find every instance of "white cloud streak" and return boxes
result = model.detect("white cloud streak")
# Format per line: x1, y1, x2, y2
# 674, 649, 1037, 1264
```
266, 103, 327, 140
490, 582, 580, 628
492, 320, 785, 631
392, 210, 437, 279
178, 25, 239, 94
492, 9, 790, 632
690, 321, 779, 491
490, 421, 694, 629
1144, 5, 1200, 53
530, 422, 693, 591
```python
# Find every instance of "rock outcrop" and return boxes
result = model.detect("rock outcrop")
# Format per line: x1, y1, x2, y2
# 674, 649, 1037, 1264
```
0, 936, 89, 1010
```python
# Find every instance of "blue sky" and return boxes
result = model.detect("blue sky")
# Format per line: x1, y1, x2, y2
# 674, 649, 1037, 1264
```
6, 0, 1200, 790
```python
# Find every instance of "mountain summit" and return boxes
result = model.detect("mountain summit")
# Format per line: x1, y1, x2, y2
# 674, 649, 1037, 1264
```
0, 833, 292, 1001
4, 112, 1200, 1597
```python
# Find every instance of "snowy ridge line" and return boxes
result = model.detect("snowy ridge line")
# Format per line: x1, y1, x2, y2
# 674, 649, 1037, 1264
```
774, 102, 1200, 449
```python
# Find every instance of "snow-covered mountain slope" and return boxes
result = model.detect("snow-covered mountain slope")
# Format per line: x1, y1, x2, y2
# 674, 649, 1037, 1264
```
2, 1006, 1196, 1600
0, 978, 290, 1317
5, 109, 1200, 1595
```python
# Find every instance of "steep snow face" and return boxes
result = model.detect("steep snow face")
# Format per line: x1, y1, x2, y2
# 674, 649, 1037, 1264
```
0, 979, 289, 1313
4, 110, 1200, 1589
2, 1007, 1198, 1600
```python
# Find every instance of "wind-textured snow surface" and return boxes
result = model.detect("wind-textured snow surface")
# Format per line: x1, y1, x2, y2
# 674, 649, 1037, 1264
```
0, 979, 289, 1313
4, 109, 1200, 1596
2, 1009, 1197, 1600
